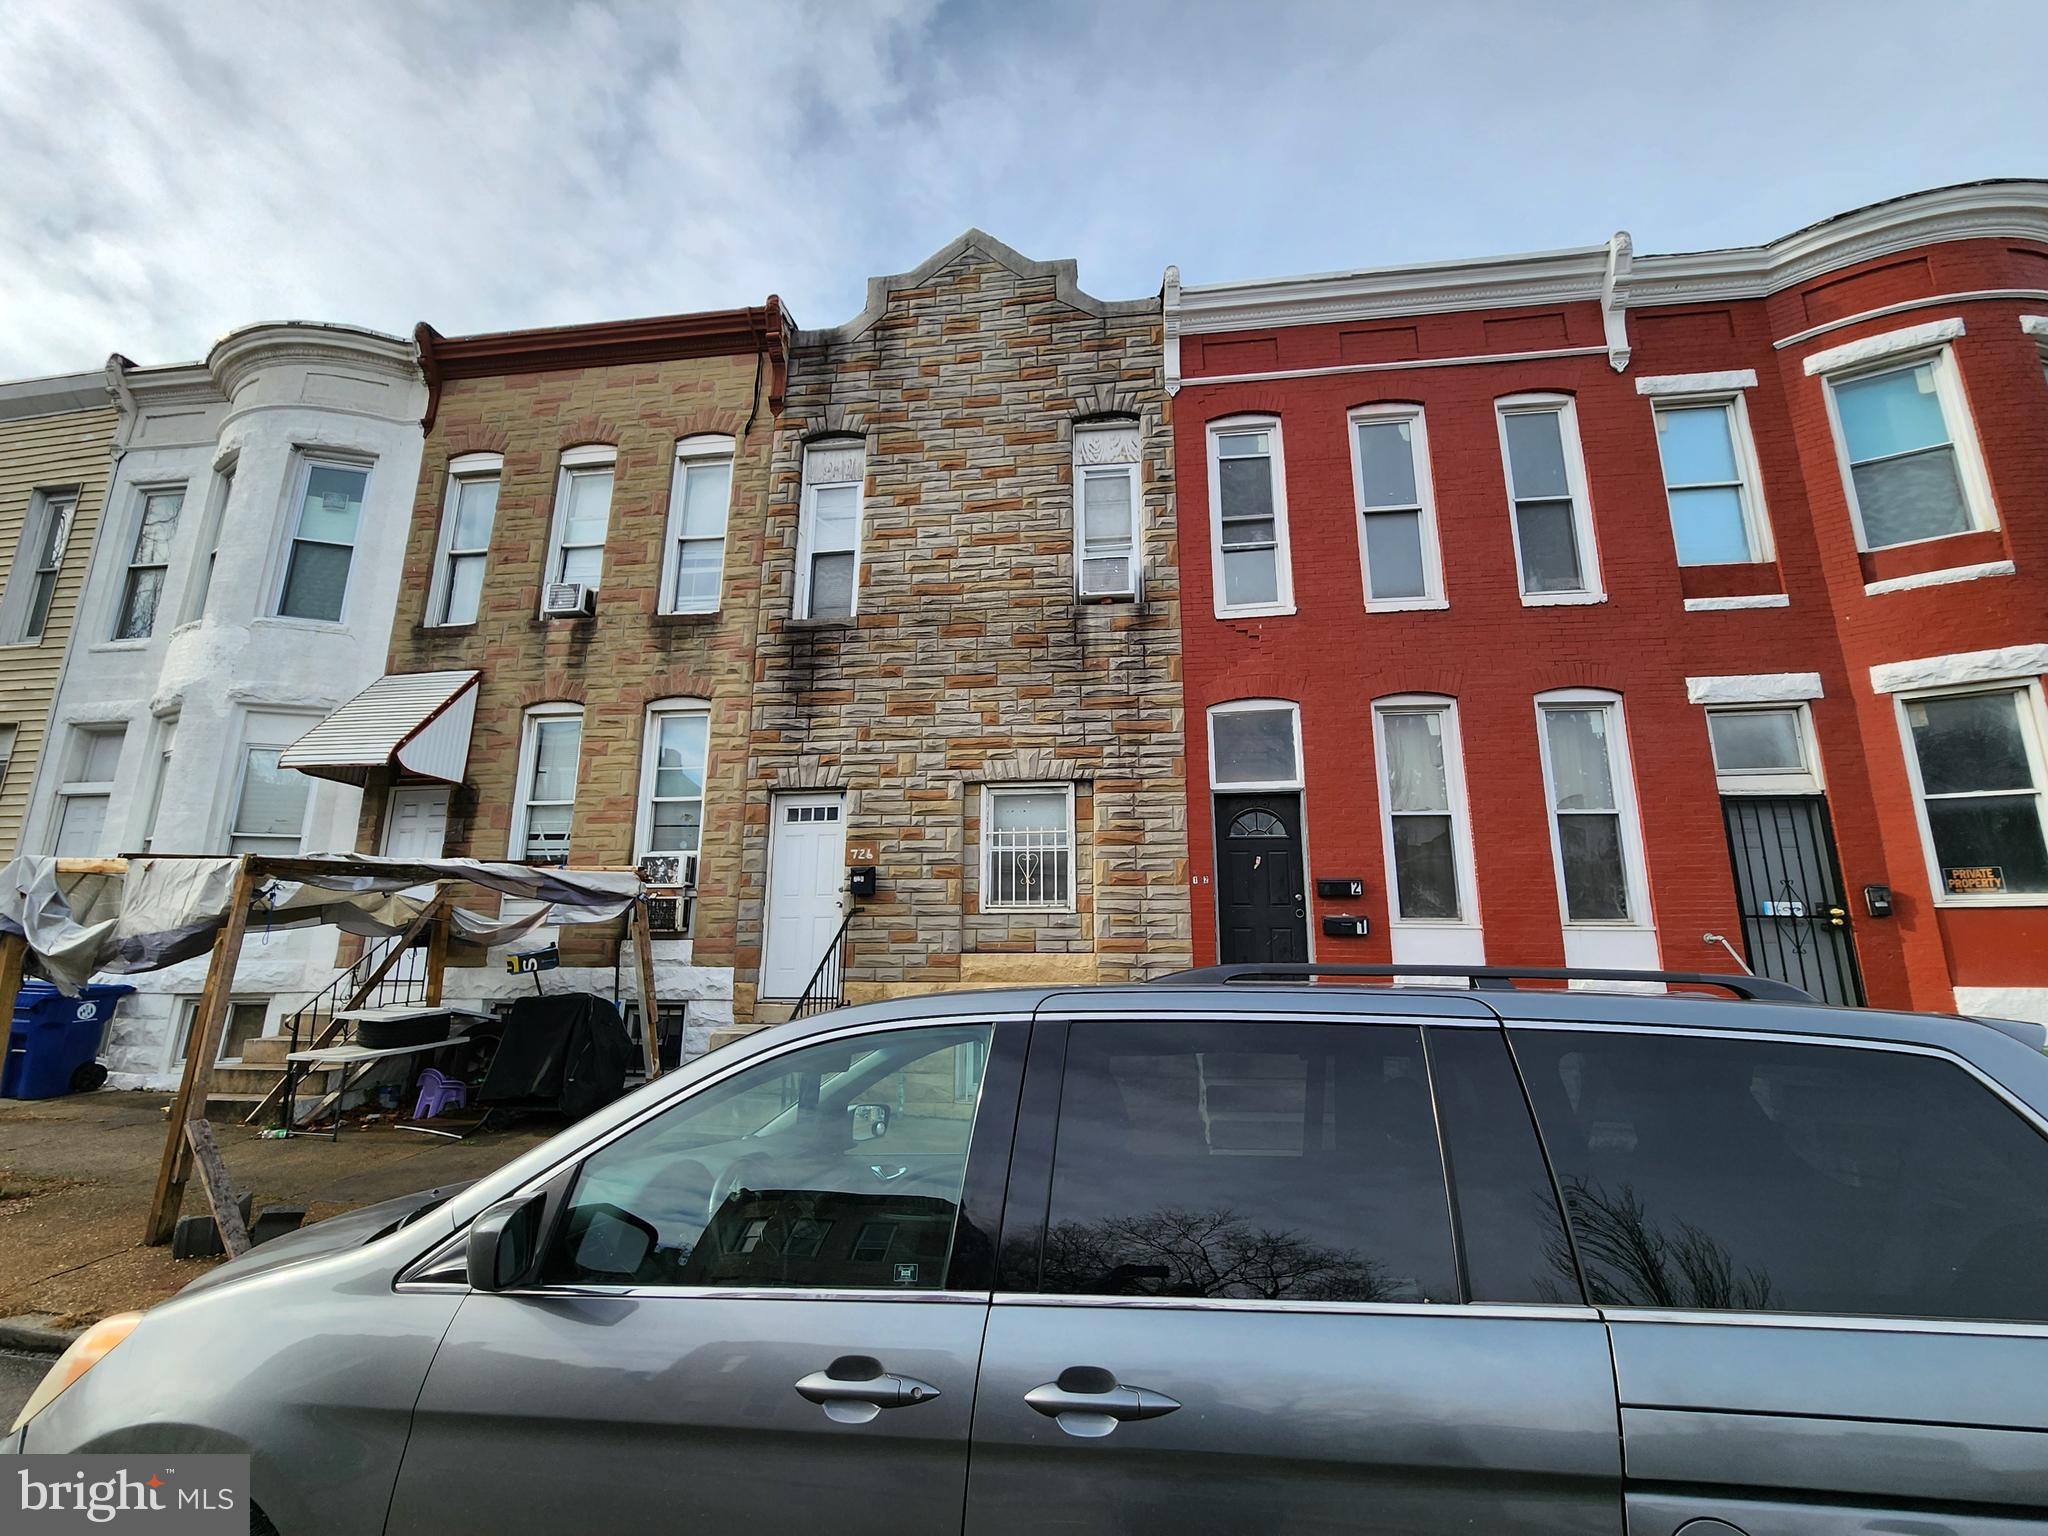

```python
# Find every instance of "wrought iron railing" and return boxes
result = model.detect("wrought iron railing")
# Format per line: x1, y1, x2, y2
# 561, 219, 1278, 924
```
791, 911, 856, 1019
258, 930, 432, 1128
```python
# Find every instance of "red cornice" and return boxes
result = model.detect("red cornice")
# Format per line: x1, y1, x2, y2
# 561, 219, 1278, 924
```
416, 297, 788, 430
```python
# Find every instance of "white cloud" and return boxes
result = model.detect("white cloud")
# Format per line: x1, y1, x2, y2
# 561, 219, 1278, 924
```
1, 0, 2043, 376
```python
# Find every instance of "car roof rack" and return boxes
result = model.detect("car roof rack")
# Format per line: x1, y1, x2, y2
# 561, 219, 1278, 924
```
1151, 963, 1815, 1004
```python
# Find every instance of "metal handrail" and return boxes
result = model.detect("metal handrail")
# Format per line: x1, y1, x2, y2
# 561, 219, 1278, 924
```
1150, 963, 1814, 1004
271, 931, 432, 1128
790, 910, 856, 1019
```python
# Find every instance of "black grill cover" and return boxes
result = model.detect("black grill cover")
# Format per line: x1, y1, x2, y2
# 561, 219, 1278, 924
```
477, 992, 631, 1119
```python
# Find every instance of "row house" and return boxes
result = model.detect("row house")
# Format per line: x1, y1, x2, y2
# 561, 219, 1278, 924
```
1166, 179, 2048, 1019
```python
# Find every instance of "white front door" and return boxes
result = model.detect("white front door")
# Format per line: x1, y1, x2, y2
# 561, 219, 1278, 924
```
382, 787, 449, 986
761, 793, 846, 998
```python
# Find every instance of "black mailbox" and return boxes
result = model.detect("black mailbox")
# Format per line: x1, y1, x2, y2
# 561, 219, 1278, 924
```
1321, 914, 1369, 939
1316, 878, 1365, 900
848, 865, 878, 899
1863, 883, 1893, 918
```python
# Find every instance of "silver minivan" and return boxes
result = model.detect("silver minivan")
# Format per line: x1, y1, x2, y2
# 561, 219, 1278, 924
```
9, 964, 2048, 1535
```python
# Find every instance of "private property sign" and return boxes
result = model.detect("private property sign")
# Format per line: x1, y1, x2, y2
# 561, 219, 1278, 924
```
1945, 866, 2006, 895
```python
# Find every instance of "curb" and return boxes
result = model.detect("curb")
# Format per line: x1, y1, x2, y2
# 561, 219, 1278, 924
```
0, 1315, 82, 1356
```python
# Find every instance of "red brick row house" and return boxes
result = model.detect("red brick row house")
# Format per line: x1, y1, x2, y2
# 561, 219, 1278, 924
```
1165, 180, 2048, 1019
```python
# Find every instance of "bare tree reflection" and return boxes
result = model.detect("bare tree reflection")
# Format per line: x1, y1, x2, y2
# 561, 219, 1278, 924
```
1041, 1205, 1400, 1301
1559, 1179, 1773, 1309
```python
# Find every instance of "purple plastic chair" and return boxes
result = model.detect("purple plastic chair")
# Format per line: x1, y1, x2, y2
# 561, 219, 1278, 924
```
411, 1067, 469, 1120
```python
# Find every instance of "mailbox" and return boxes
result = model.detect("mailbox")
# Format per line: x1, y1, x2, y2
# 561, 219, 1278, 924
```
1321, 914, 1369, 939
848, 865, 878, 899
1863, 883, 1893, 918
1316, 878, 1366, 900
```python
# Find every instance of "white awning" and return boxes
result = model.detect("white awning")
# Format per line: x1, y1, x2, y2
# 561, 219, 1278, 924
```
280, 670, 481, 786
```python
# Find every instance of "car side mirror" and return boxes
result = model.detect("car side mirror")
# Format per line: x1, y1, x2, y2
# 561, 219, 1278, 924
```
467, 1192, 548, 1292
850, 1103, 890, 1142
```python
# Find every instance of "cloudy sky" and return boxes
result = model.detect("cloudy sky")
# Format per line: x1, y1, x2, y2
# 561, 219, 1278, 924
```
3, 0, 2043, 377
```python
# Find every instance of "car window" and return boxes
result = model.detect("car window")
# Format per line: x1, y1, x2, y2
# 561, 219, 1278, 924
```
1038, 1021, 1458, 1303
1425, 1027, 1581, 1304
544, 1024, 992, 1291
1514, 1028, 2048, 1322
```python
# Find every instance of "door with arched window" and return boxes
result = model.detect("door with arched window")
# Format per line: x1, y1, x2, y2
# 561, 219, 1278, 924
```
1215, 795, 1306, 964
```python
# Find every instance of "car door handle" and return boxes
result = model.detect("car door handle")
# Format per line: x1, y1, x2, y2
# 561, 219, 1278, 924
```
1025, 1372, 1180, 1438
795, 1357, 942, 1424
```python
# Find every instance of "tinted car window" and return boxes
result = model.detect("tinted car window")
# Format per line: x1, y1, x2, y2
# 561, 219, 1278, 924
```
1514, 1028, 2048, 1322
545, 1024, 992, 1290
1426, 1028, 1581, 1305
1040, 1021, 1458, 1303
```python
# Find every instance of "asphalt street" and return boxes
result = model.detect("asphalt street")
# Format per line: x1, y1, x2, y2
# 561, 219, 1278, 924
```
0, 1349, 49, 1432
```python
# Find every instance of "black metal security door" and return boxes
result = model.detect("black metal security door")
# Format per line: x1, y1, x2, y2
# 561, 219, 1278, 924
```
1215, 793, 1308, 965
1721, 794, 1864, 1006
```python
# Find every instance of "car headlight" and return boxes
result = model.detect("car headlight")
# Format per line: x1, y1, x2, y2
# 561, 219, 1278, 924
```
10, 1313, 143, 1434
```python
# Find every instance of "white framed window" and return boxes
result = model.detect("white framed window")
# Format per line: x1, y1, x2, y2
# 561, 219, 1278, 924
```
113, 486, 184, 640
663, 436, 735, 614
9, 487, 76, 642
1350, 407, 1445, 609
428, 452, 501, 626
227, 745, 312, 857
1496, 395, 1601, 604
1371, 698, 1478, 925
1895, 682, 2048, 905
274, 456, 371, 623
1206, 417, 1292, 616
1208, 699, 1302, 791
511, 704, 584, 864
544, 446, 617, 594
51, 725, 124, 856
980, 783, 1075, 911
1074, 421, 1142, 599
1653, 395, 1773, 566
1706, 704, 1822, 796
795, 439, 864, 620
636, 700, 710, 861
182, 461, 235, 625
141, 714, 177, 851
0, 724, 17, 795
1534, 691, 1652, 929
1821, 348, 1995, 551
173, 997, 270, 1067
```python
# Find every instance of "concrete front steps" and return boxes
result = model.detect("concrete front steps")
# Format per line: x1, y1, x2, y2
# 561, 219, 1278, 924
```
203, 1034, 338, 1124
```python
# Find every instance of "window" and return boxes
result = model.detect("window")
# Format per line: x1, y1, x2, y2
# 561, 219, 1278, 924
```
795, 440, 863, 620
1496, 396, 1599, 601
1350, 407, 1443, 607
183, 462, 233, 624
1535, 694, 1647, 925
13, 488, 75, 641
512, 706, 583, 864
1653, 398, 1770, 565
657, 436, 734, 614
1899, 686, 2048, 901
275, 458, 370, 622
638, 703, 709, 860
546, 447, 616, 591
981, 784, 1074, 910
114, 488, 183, 639
1208, 701, 1301, 789
0, 724, 16, 795
1039, 1021, 1458, 1302
141, 716, 176, 852
52, 726, 125, 856
1074, 422, 1141, 598
1707, 705, 1820, 795
1824, 352, 1991, 550
174, 998, 270, 1066
431, 454, 500, 626
543, 1024, 993, 1289
228, 746, 311, 856
1207, 419, 1291, 615
1373, 700, 1475, 923
1515, 1028, 2048, 1322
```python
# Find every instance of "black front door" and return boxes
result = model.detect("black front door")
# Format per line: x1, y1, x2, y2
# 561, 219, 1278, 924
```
1721, 794, 1865, 1006
1215, 793, 1307, 964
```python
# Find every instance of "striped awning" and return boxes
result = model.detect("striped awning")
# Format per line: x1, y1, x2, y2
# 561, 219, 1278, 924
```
280, 670, 481, 786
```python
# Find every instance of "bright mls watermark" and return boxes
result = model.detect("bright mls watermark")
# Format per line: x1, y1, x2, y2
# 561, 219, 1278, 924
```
8, 1456, 248, 1532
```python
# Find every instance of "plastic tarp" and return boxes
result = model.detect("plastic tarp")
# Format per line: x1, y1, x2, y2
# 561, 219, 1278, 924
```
0, 855, 642, 992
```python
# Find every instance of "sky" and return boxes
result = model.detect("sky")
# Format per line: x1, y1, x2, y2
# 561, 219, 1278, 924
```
2, 0, 2044, 378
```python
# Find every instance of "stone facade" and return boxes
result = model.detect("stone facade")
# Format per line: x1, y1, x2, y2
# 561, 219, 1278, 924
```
739, 232, 1192, 1016
371, 311, 786, 1044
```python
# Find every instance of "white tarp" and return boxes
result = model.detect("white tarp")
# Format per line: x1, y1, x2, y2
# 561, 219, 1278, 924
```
0, 854, 642, 991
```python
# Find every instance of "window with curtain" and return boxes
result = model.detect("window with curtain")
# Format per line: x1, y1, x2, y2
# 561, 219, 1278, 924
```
1904, 688, 2048, 898
1829, 357, 1978, 549
665, 438, 734, 614
640, 707, 709, 858
983, 785, 1074, 909
1378, 706, 1462, 920
517, 710, 583, 863
1540, 702, 1632, 922
1075, 423, 1141, 598
1354, 412, 1436, 603
435, 462, 499, 625
1654, 400, 1765, 565
228, 746, 312, 856
797, 441, 863, 620
114, 488, 183, 639
1498, 402, 1592, 597
276, 460, 370, 622
1211, 424, 1287, 612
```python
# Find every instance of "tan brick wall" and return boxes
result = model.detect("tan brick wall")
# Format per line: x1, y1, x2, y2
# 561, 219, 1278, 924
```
368, 353, 775, 973
739, 234, 1193, 1009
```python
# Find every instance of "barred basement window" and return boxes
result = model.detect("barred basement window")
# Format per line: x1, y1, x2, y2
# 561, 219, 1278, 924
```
982, 784, 1074, 910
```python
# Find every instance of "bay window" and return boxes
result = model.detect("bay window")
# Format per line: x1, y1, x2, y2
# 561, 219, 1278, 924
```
276, 458, 370, 622
1822, 347, 1992, 550
1900, 685, 2048, 901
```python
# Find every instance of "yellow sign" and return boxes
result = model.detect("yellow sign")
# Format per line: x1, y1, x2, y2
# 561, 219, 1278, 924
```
1944, 866, 2005, 894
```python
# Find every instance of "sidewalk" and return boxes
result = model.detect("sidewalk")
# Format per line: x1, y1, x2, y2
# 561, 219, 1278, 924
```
0, 1092, 551, 1328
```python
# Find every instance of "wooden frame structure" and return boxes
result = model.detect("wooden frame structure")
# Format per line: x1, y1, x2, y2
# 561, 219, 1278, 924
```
0, 854, 662, 1255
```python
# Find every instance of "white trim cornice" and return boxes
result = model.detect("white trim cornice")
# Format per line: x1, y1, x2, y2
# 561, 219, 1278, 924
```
1636, 370, 1758, 396
1802, 317, 1964, 376
1871, 645, 2048, 694
206, 321, 419, 400
1686, 672, 1824, 705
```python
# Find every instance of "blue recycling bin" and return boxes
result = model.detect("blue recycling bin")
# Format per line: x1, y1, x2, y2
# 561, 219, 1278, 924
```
1, 982, 135, 1099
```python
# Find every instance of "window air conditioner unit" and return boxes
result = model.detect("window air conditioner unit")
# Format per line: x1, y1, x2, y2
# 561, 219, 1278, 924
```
541, 581, 594, 618
640, 853, 698, 935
